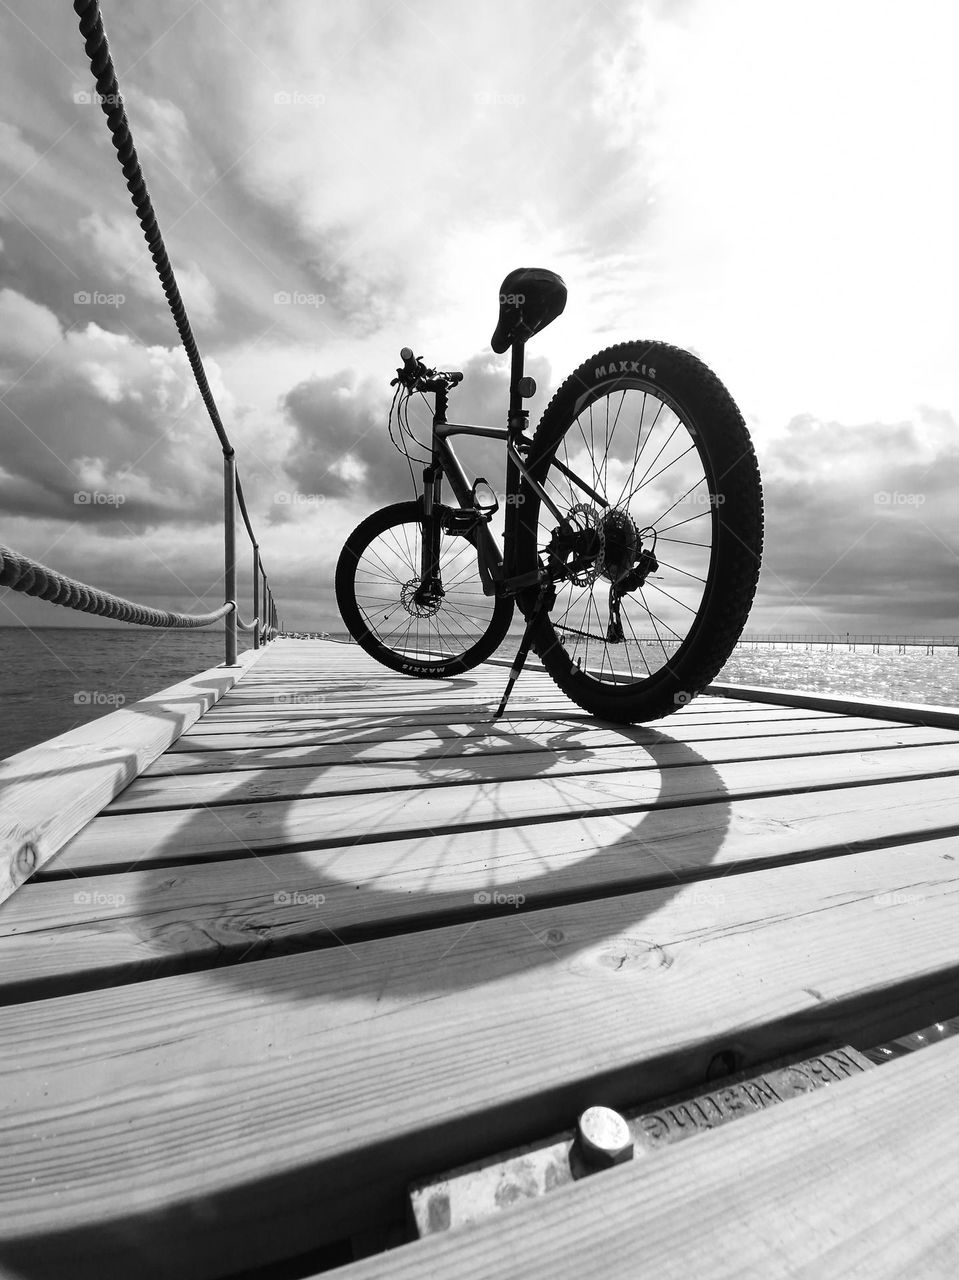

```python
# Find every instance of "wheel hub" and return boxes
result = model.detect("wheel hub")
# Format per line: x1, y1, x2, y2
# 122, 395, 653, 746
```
599, 509, 641, 584
400, 579, 442, 618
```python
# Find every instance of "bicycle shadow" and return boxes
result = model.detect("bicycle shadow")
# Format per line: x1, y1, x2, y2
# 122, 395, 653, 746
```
2, 669, 738, 1278
112, 681, 734, 1003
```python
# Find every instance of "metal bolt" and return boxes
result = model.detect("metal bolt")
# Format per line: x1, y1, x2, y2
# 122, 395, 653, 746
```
576, 1106, 634, 1170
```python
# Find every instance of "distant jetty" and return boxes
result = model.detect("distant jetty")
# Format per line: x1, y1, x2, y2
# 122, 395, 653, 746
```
738, 633, 959, 654
556, 631, 959, 655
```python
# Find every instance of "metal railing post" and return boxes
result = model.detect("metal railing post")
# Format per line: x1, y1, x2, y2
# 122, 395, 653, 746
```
224, 453, 237, 666
252, 545, 260, 650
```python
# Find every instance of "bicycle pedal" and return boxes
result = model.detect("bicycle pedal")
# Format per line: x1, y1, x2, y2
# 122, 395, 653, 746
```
441, 507, 489, 535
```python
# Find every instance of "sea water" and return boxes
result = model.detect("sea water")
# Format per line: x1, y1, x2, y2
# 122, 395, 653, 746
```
1, 627, 956, 761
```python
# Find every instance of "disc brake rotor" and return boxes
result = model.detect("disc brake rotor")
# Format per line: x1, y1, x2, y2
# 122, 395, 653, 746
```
565, 503, 605, 586
400, 579, 441, 618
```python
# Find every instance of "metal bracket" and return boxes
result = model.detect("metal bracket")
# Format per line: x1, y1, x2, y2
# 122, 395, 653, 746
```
409, 1043, 874, 1237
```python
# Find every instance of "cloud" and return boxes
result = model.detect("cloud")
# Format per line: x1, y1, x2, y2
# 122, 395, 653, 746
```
77, 210, 217, 325
754, 410, 959, 632
1, 0, 957, 636
278, 350, 554, 512
0, 288, 226, 527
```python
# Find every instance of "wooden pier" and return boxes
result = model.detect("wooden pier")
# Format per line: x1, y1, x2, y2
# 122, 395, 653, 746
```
3, 638, 959, 1277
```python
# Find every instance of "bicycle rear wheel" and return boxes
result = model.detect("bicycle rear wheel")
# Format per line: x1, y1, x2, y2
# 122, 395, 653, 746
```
517, 341, 763, 722
335, 501, 515, 677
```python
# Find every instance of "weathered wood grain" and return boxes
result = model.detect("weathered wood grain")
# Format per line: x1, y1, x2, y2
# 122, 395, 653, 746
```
3, 813, 958, 1001
107, 732, 959, 812
145, 715, 925, 774
336, 1033, 959, 1279
0, 649, 262, 904
711, 680, 959, 730
170, 709, 857, 752
42, 760, 959, 877
2, 843, 959, 1277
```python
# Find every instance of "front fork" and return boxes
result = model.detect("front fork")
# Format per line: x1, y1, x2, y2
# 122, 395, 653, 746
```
417, 461, 445, 604
419, 465, 502, 600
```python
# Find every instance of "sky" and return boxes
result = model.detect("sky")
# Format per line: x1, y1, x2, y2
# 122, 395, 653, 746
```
0, 0, 957, 637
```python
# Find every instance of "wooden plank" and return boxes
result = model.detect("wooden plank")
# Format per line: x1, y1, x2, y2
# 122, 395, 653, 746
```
3, 842, 959, 1277
144, 715, 928, 774
0, 648, 263, 905
711, 680, 959, 730
40, 763, 959, 878
337, 1033, 959, 1279
4, 823, 958, 1002
106, 734, 959, 813
198, 694, 776, 719
194, 698, 828, 723
170, 709, 856, 752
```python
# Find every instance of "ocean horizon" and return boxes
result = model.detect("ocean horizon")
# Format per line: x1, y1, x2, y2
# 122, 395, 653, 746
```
3, 625, 958, 762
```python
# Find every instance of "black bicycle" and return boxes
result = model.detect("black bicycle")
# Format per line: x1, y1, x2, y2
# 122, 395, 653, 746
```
335, 267, 763, 722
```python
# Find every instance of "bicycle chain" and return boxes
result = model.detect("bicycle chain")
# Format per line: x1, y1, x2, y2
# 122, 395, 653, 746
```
555, 624, 617, 643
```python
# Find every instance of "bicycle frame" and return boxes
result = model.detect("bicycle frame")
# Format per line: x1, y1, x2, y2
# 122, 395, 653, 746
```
419, 341, 606, 600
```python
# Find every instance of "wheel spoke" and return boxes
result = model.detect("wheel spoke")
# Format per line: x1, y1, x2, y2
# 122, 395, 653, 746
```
533, 377, 718, 694
344, 511, 506, 669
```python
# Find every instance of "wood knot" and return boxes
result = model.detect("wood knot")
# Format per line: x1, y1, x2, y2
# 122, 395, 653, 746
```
15, 840, 38, 882
568, 937, 671, 977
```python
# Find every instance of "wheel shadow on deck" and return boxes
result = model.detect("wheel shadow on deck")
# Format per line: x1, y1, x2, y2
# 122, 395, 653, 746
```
70, 698, 737, 1004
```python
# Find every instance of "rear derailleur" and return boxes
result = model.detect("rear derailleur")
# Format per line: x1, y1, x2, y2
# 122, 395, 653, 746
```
606, 550, 659, 642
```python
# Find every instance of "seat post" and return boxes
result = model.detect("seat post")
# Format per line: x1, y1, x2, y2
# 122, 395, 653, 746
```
503, 339, 528, 582
507, 339, 526, 435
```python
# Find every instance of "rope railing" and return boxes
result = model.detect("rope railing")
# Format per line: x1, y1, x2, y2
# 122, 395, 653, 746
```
0, 544, 234, 629
0, 2, 283, 661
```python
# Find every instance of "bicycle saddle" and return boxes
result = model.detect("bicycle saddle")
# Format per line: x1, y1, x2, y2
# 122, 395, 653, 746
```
491, 267, 567, 353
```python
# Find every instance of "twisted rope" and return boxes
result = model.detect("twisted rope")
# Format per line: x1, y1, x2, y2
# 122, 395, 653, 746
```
73, 0, 233, 458
0, 2, 282, 638
0, 544, 232, 628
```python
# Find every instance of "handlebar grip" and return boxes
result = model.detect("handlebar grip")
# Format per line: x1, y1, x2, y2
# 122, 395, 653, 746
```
400, 346, 414, 363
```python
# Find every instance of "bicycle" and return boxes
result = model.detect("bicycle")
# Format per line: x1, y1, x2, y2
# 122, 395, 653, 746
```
335, 267, 763, 722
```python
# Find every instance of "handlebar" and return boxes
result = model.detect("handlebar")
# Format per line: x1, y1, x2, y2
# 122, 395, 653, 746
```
392, 347, 463, 393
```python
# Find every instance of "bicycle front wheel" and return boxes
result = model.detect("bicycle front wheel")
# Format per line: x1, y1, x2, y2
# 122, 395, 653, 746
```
335, 501, 515, 677
517, 341, 763, 722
